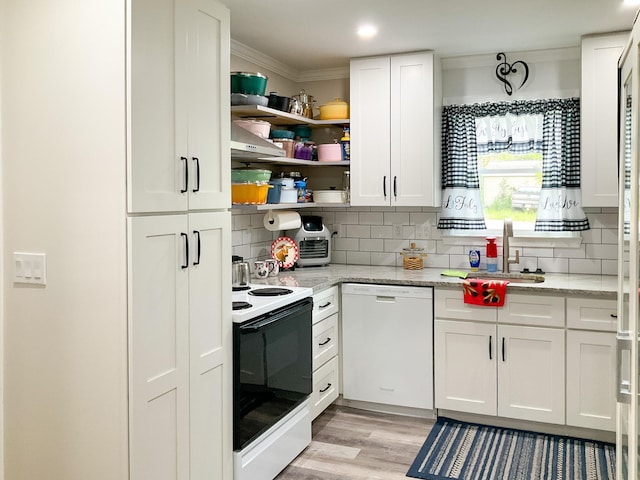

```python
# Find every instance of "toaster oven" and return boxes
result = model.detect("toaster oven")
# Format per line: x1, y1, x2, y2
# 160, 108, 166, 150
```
287, 215, 331, 267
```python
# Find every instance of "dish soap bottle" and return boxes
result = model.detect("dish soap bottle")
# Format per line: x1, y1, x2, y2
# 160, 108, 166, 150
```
486, 236, 498, 272
340, 126, 350, 161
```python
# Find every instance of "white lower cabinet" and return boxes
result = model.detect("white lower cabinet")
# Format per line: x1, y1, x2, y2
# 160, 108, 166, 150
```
129, 212, 232, 480
434, 320, 496, 415
310, 286, 340, 419
435, 320, 565, 424
434, 288, 565, 425
497, 325, 565, 424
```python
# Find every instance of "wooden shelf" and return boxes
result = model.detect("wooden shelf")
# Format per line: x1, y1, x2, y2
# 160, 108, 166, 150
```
231, 105, 349, 127
232, 202, 350, 211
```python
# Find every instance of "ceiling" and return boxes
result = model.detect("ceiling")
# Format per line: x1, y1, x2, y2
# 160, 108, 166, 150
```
221, 0, 638, 72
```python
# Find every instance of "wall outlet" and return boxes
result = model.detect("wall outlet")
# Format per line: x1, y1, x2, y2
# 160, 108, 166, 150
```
14, 252, 47, 285
334, 224, 345, 237
392, 224, 403, 239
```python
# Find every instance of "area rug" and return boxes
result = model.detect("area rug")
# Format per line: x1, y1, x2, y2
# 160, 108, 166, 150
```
407, 417, 616, 480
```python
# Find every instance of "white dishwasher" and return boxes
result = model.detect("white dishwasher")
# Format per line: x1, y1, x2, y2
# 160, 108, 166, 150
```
341, 283, 433, 410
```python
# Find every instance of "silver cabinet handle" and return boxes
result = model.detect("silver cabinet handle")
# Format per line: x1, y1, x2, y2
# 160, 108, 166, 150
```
617, 335, 632, 404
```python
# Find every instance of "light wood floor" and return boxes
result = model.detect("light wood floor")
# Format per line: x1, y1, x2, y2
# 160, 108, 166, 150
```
276, 405, 435, 480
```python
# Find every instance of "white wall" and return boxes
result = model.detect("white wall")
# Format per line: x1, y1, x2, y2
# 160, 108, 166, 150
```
442, 47, 581, 105
0, 0, 4, 476
1, 1, 128, 479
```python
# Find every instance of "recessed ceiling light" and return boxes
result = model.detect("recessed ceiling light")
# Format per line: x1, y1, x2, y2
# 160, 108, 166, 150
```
357, 24, 378, 38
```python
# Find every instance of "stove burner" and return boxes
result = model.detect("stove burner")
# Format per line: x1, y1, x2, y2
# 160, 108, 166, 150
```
232, 301, 253, 311
248, 287, 294, 297
233, 285, 251, 292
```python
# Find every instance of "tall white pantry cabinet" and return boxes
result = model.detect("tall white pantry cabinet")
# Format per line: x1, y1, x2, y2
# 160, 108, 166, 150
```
128, 2, 232, 480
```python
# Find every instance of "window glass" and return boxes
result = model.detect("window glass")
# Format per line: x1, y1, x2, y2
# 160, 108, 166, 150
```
478, 150, 542, 230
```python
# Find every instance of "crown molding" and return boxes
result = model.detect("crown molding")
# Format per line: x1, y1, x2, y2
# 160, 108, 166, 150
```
231, 39, 349, 82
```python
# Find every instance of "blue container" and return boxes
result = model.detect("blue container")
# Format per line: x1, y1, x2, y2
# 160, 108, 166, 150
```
266, 182, 282, 203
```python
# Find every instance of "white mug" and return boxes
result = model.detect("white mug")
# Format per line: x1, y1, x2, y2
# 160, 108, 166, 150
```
265, 259, 280, 277
253, 261, 269, 279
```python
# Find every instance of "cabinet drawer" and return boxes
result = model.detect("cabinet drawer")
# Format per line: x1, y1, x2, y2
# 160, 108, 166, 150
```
566, 297, 617, 331
313, 286, 339, 324
435, 288, 496, 322
312, 313, 339, 371
498, 294, 565, 328
311, 356, 339, 420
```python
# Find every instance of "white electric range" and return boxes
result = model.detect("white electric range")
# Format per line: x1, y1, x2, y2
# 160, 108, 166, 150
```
231, 284, 313, 323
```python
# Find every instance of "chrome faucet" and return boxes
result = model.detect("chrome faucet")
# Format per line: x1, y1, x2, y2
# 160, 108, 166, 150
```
502, 219, 520, 273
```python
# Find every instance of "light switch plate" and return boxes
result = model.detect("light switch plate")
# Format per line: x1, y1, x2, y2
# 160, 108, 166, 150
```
13, 252, 47, 285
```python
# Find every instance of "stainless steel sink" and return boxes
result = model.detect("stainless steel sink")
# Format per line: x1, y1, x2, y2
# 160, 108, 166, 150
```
467, 273, 545, 283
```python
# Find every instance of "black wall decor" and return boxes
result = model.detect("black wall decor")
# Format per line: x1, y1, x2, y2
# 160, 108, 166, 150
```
495, 52, 530, 96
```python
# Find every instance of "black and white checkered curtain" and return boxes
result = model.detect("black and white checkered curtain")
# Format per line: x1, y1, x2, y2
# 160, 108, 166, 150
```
438, 98, 589, 232
437, 104, 486, 229
534, 98, 589, 231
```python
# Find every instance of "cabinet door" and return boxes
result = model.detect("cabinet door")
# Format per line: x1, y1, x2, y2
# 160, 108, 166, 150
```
390, 52, 440, 207
188, 211, 232, 480
349, 56, 391, 206
129, 215, 190, 480
129, 0, 230, 213
567, 330, 616, 431
581, 32, 628, 207
185, 0, 230, 210
497, 325, 565, 424
129, 0, 190, 213
434, 320, 497, 415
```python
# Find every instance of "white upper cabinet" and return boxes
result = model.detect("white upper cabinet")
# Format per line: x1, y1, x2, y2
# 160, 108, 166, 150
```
581, 32, 628, 207
350, 52, 441, 207
128, 0, 230, 213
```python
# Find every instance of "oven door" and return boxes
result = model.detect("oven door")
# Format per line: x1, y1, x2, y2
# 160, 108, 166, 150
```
233, 297, 313, 451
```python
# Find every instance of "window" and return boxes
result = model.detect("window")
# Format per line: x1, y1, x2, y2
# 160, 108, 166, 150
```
478, 151, 542, 230
437, 98, 589, 234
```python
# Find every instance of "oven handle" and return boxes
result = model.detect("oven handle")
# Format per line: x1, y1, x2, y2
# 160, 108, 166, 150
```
239, 301, 312, 332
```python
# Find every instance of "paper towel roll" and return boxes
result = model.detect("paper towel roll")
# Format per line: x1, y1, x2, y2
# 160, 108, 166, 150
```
263, 210, 301, 231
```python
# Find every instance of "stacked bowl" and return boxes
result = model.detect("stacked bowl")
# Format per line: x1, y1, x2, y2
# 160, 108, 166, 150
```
231, 169, 272, 205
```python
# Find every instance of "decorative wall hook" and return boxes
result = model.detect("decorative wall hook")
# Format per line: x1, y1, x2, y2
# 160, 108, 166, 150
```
495, 53, 529, 96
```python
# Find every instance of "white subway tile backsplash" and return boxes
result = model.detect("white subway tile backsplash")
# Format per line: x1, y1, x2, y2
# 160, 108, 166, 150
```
538, 257, 569, 273
360, 238, 384, 252
588, 213, 618, 229
383, 212, 410, 225
346, 224, 371, 238
601, 228, 618, 245
233, 206, 621, 275
347, 251, 371, 265
569, 258, 602, 275
371, 225, 393, 239
602, 259, 618, 276
331, 250, 347, 264
580, 228, 602, 244
359, 211, 384, 225
585, 243, 618, 260
425, 254, 449, 269
333, 237, 360, 251
335, 211, 359, 224
371, 252, 398, 266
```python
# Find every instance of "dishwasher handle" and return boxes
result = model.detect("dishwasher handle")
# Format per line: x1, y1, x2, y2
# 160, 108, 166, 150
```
376, 295, 396, 303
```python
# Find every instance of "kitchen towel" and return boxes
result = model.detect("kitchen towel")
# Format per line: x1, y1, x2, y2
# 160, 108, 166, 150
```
462, 278, 509, 306
263, 210, 301, 231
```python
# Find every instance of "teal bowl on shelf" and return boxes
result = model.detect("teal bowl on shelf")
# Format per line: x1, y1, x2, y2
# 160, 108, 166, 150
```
231, 72, 268, 96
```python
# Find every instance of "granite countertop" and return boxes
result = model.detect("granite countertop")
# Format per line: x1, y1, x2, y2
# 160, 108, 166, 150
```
251, 264, 618, 298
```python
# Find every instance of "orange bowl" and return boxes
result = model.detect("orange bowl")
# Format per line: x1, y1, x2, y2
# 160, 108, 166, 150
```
232, 183, 272, 205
